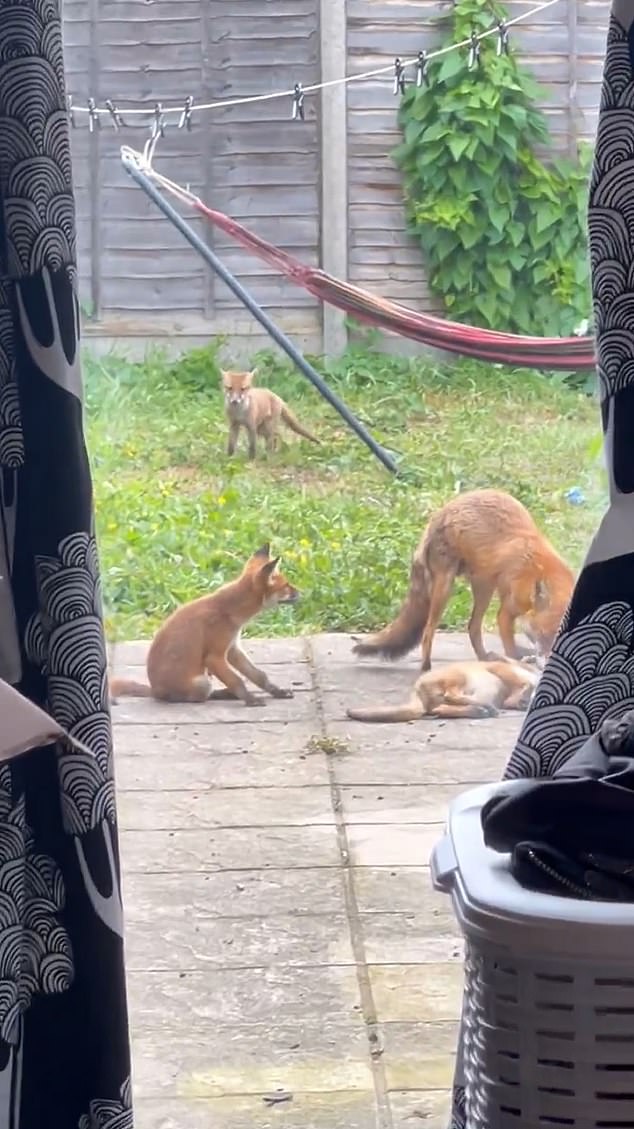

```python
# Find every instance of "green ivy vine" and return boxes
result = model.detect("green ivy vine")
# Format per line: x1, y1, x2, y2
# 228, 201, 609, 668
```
393, 0, 592, 336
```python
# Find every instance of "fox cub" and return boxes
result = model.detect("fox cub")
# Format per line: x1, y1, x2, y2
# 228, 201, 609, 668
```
222, 368, 319, 459
109, 544, 298, 705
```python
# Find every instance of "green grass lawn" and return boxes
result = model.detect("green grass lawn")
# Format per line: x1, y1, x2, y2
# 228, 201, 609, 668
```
85, 340, 605, 641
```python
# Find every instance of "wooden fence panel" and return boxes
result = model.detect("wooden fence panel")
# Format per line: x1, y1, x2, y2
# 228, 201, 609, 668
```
62, 0, 610, 349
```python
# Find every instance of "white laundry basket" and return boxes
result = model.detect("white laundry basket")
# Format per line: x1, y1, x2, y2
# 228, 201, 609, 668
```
431, 780, 634, 1129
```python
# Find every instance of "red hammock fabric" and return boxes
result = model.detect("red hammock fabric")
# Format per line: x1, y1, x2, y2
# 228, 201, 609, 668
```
186, 193, 597, 371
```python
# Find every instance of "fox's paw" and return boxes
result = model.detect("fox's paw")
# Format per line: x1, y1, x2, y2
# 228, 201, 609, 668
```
474, 704, 499, 718
270, 685, 294, 699
517, 687, 534, 710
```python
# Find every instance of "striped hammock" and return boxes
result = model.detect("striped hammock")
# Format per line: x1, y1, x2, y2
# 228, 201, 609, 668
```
148, 166, 597, 372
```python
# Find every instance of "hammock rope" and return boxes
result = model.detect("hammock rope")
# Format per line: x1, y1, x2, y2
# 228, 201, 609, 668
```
133, 157, 597, 372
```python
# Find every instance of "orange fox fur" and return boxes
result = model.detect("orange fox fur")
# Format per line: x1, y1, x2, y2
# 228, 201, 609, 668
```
353, 489, 574, 670
347, 658, 540, 723
109, 545, 298, 705
222, 368, 319, 458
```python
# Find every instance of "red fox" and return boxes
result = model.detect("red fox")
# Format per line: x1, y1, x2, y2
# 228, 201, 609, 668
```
109, 545, 298, 705
347, 658, 540, 723
353, 489, 574, 670
222, 368, 319, 458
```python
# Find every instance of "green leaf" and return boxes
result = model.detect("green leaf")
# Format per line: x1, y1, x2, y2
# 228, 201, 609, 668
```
575, 257, 590, 285
474, 292, 498, 326
507, 222, 525, 248
460, 224, 482, 249
447, 135, 471, 161
404, 120, 424, 146
532, 263, 551, 284
420, 121, 450, 143
487, 202, 509, 233
487, 261, 512, 290
437, 50, 465, 82
534, 204, 560, 234
507, 248, 527, 270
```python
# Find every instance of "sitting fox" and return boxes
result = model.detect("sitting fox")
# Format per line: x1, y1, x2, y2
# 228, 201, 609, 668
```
109, 544, 298, 705
222, 368, 319, 458
347, 658, 540, 724
353, 489, 574, 670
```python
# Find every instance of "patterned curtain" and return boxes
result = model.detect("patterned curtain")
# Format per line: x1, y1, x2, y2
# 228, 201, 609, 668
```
0, 2, 132, 1127
449, 2, 634, 1123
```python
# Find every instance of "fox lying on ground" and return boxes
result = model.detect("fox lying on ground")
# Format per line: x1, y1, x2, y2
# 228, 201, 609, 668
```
109, 544, 298, 705
222, 368, 319, 458
353, 489, 574, 670
347, 658, 540, 723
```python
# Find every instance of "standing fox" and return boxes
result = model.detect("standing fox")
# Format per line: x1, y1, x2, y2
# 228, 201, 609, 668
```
109, 544, 298, 705
347, 658, 540, 723
353, 489, 574, 670
222, 368, 320, 458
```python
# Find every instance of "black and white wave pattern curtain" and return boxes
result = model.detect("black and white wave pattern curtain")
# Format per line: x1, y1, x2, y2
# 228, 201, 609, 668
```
450, 3, 634, 1122
0, 2, 132, 1127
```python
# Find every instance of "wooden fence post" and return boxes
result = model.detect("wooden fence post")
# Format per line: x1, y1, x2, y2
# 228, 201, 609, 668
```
567, 0, 580, 157
89, 0, 102, 318
319, 0, 348, 357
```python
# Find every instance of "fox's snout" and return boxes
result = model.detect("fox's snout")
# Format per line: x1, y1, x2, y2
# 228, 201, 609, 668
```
278, 585, 299, 604
226, 390, 247, 405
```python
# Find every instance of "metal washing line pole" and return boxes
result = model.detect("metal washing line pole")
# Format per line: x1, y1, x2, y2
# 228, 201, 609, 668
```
121, 148, 400, 476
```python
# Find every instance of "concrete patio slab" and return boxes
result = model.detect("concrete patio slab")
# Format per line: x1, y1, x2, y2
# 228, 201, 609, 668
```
134, 1092, 380, 1129
118, 785, 336, 830
123, 867, 347, 919
115, 632, 524, 1127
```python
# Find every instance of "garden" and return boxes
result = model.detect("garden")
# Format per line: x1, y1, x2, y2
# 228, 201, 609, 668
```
88, 342, 602, 641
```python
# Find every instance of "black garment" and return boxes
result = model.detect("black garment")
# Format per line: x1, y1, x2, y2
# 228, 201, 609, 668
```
0, 2, 132, 1126
482, 711, 634, 901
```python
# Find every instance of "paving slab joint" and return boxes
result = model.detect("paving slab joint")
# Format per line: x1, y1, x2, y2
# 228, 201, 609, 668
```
305, 636, 394, 1129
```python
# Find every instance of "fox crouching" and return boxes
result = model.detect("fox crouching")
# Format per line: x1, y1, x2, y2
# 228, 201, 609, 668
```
347, 658, 540, 723
353, 489, 574, 670
109, 544, 298, 706
222, 368, 320, 458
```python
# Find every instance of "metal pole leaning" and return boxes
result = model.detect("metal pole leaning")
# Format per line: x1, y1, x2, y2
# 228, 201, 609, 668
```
121, 150, 400, 476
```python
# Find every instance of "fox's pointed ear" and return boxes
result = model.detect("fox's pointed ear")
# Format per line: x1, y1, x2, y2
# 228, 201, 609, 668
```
253, 543, 270, 559
260, 556, 280, 579
250, 367, 258, 379
534, 579, 549, 609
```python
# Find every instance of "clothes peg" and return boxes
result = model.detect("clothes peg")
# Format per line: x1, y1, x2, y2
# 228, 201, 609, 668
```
152, 102, 166, 138
496, 21, 510, 56
416, 50, 430, 88
393, 57, 406, 96
179, 95, 194, 130
87, 97, 101, 132
468, 32, 481, 70
105, 100, 125, 130
292, 83, 305, 121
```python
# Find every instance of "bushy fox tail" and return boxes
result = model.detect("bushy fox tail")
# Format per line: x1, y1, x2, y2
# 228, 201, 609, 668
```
109, 677, 153, 701
281, 404, 320, 443
352, 558, 430, 660
346, 697, 425, 723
